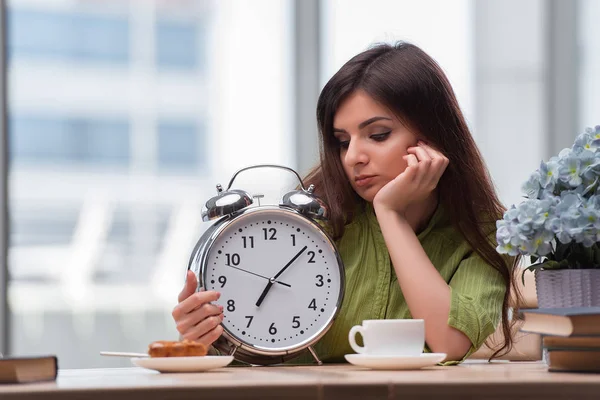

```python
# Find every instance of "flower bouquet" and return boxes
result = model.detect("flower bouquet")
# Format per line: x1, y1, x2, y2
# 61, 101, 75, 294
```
496, 126, 600, 281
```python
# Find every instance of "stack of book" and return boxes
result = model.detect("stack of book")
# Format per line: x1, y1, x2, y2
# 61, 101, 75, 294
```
520, 307, 600, 372
0, 355, 58, 383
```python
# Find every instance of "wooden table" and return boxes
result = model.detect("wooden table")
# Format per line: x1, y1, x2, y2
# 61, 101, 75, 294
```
1, 361, 599, 400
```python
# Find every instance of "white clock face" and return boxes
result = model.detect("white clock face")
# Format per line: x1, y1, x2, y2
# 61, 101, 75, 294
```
202, 208, 343, 352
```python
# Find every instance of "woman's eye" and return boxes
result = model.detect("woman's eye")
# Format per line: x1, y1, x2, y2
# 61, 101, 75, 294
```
370, 132, 391, 142
338, 140, 350, 149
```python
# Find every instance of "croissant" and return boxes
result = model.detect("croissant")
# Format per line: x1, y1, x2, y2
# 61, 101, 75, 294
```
148, 340, 207, 357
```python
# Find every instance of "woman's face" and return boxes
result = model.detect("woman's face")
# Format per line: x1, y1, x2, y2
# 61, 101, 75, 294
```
333, 90, 419, 202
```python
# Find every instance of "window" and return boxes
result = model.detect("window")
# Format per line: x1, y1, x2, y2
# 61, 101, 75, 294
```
156, 20, 201, 70
8, 9, 129, 64
94, 205, 171, 284
157, 121, 202, 170
10, 206, 77, 248
10, 116, 130, 166
7, 0, 294, 368
579, 0, 600, 129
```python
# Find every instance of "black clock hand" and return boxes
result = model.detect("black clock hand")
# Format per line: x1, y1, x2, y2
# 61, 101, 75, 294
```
255, 281, 273, 308
272, 245, 307, 279
227, 265, 291, 287
255, 246, 308, 307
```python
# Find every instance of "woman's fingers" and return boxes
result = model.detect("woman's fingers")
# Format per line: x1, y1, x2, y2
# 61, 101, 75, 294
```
418, 141, 449, 185
407, 145, 432, 182
176, 302, 223, 335
417, 141, 438, 157
173, 290, 221, 318
172, 270, 225, 347
407, 141, 449, 187
178, 270, 198, 303
418, 142, 447, 167
408, 145, 432, 162
196, 325, 224, 348
181, 313, 225, 342
404, 153, 419, 167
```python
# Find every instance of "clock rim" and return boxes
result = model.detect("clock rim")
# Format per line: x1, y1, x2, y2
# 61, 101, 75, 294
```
188, 205, 345, 359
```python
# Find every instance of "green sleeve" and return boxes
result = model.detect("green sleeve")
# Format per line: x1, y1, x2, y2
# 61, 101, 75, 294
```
443, 252, 506, 364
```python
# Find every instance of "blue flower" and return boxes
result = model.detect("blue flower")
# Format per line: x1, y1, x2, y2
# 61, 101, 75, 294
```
558, 156, 583, 188
539, 159, 559, 190
497, 126, 600, 261
522, 171, 542, 200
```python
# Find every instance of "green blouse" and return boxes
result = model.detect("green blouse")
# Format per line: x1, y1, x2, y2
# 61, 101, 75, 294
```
291, 203, 506, 365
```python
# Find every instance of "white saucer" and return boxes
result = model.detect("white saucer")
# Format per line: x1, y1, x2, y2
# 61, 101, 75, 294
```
131, 355, 234, 373
345, 353, 446, 370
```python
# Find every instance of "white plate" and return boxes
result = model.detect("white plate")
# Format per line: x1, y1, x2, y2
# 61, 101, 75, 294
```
131, 356, 234, 373
344, 353, 446, 370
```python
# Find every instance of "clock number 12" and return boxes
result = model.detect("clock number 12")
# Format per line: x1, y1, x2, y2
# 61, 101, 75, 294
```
263, 228, 277, 240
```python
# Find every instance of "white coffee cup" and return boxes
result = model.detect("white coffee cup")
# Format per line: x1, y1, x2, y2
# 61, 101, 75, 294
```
348, 319, 425, 356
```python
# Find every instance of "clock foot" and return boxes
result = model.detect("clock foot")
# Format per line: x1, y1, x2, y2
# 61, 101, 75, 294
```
307, 346, 322, 365
229, 344, 240, 357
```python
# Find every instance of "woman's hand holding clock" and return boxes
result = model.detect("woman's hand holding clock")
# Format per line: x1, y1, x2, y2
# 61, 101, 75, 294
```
172, 245, 308, 347
172, 270, 224, 346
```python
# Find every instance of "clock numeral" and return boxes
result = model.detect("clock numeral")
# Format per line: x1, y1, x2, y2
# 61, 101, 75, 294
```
292, 316, 300, 329
315, 275, 324, 287
218, 276, 227, 288
307, 251, 316, 263
269, 323, 277, 335
245, 316, 253, 328
290, 234, 296, 246
242, 236, 255, 249
262, 227, 277, 240
227, 299, 236, 312
225, 253, 240, 266
308, 298, 317, 310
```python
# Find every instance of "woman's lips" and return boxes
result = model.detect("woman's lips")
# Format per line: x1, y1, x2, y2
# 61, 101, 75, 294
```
355, 176, 375, 187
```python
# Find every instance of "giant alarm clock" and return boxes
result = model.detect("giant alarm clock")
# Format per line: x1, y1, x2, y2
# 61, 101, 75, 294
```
187, 164, 345, 365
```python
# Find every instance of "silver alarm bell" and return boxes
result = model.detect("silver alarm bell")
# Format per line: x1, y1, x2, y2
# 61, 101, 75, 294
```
201, 164, 329, 221
201, 185, 253, 221
280, 184, 328, 220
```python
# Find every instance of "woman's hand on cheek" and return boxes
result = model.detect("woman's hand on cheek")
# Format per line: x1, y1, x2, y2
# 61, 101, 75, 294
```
372, 141, 449, 215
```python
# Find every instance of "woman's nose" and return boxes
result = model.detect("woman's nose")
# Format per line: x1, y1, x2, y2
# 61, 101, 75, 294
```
344, 140, 368, 166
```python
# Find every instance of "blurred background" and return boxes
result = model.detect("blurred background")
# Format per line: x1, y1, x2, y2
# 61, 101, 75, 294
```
0, 0, 597, 368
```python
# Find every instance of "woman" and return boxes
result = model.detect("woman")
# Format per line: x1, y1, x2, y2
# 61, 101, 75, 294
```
172, 42, 519, 363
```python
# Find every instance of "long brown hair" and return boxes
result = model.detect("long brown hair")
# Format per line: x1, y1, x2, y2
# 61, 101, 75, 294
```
304, 42, 520, 359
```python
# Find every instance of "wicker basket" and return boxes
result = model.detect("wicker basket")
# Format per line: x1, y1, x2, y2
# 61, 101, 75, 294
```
535, 269, 600, 308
